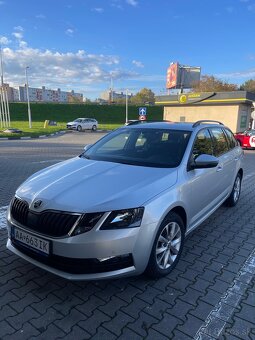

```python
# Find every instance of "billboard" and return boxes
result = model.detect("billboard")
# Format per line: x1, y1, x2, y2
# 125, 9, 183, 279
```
166, 63, 178, 89
166, 63, 201, 89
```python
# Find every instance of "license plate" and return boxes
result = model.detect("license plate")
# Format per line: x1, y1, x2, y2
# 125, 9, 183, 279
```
12, 227, 50, 255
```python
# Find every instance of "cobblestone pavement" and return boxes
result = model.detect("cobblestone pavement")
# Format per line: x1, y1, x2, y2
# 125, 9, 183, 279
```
0, 134, 255, 339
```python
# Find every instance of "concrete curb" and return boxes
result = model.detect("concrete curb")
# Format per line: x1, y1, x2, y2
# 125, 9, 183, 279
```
0, 129, 110, 140
0, 130, 66, 140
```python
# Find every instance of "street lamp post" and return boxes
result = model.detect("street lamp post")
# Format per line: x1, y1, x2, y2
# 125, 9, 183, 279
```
25, 66, 32, 128
125, 89, 128, 124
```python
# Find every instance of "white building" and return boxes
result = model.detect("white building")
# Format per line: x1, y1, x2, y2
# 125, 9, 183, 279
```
8, 84, 83, 103
100, 90, 133, 102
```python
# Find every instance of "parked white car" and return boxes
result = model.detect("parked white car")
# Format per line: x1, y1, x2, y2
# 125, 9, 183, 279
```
66, 118, 98, 131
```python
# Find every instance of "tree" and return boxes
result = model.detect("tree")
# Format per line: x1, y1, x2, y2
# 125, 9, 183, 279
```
239, 79, 255, 93
130, 88, 155, 105
192, 75, 238, 92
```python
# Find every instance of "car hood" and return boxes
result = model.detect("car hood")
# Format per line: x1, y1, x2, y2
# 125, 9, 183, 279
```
16, 157, 178, 213
67, 121, 78, 125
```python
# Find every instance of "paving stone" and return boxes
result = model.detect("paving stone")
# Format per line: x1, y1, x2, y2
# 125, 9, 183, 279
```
54, 308, 87, 334
179, 287, 203, 307
0, 305, 17, 322
31, 293, 62, 314
209, 279, 231, 294
143, 298, 172, 320
152, 312, 181, 338
99, 296, 128, 317
95, 284, 123, 302
190, 277, 211, 293
11, 280, 40, 298
0, 278, 20, 297
30, 324, 66, 340
0, 320, 16, 338
121, 297, 148, 319
157, 287, 182, 305
3, 322, 40, 340
167, 299, 193, 321
189, 299, 214, 322
103, 311, 134, 336
136, 286, 162, 304
53, 294, 84, 316
188, 259, 208, 274
115, 284, 142, 303
224, 317, 255, 339
7, 306, 41, 330
145, 328, 170, 340
235, 303, 255, 324
92, 326, 117, 340
78, 309, 110, 336
118, 328, 143, 339
173, 329, 194, 339
61, 325, 91, 340
127, 311, 158, 337
29, 307, 63, 330
0, 291, 19, 309
75, 295, 106, 317
150, 277, 172, 292
243, 289, 255, 307
197, 268, 219, 283
168, 277, 191, 293
200, 289, 222, 306
10, 292, 41, 313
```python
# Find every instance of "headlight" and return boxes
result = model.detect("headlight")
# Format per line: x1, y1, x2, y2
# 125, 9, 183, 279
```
71, 213, 104, 236
100, 208, 144, 230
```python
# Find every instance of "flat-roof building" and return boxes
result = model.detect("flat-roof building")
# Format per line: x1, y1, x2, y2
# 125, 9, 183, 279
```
155, 91, 255, 132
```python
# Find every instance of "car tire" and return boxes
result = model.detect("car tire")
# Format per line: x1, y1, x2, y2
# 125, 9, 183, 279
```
77, 125, 82, 132
225, 173, 242, 207
92, 125, 97, 131
145, 212, 185, 278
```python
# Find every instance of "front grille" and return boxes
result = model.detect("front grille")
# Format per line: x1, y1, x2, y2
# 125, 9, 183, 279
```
11, 197, 80, 237
12, 240, 134, 274
11, 197, 29, 225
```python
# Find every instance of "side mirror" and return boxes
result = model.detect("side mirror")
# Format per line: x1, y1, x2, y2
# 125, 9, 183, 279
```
189, 154, 219, 170
84, 144, 92, 152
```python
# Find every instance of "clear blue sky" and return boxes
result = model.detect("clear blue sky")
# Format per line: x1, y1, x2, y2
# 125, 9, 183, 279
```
0, 0, 254, 98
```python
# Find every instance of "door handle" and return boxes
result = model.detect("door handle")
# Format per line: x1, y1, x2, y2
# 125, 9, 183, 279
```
217, 166, 223, 172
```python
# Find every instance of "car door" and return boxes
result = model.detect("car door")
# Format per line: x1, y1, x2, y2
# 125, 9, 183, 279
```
185, 128, 227, 230
209, 127, 234, 194
82, 119, 90, 130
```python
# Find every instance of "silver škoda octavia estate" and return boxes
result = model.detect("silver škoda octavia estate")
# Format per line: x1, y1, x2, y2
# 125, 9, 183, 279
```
6, 120, 243, 280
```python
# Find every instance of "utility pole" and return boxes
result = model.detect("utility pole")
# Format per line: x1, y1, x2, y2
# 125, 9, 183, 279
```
25, 66, 32, 128
0, 45, 10, 128
125, 89, 128, 124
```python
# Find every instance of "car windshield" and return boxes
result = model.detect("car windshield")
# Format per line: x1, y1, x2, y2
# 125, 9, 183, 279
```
74, 119, 83, 122
82, 128, 191, 168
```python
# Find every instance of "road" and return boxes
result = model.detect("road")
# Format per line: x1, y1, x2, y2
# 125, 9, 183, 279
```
0, 132, 255, 339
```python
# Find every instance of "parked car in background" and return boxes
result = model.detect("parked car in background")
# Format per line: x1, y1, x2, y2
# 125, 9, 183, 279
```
234, 129, 255, 149
7, 120, 243, 281
66, 118, 98, 132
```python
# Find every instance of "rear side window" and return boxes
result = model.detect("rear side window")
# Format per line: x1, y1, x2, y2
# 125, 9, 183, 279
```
192, 129, 213, 159
224, 128, 237, 149
210, 128, 229, 156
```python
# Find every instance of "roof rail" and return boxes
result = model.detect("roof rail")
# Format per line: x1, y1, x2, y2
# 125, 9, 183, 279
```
192, 120, 224, 128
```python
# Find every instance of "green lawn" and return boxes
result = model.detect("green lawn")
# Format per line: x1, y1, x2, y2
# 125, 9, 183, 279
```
0, 103, 163, 138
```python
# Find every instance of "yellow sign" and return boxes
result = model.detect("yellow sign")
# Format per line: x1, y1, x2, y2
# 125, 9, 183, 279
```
179, 95, 187, 104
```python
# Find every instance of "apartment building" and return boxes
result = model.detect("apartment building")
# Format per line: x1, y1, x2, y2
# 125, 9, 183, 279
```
6, 84, 83, 103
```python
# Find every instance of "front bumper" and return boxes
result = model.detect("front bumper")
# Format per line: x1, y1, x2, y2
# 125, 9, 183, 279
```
6, 214, 154, 280
66, 125, 77, 130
